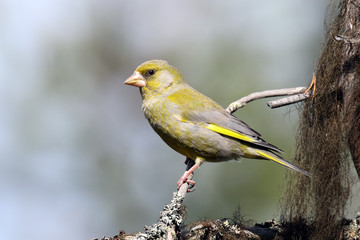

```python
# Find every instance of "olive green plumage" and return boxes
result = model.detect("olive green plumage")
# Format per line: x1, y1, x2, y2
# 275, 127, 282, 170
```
125, 60, 310, 177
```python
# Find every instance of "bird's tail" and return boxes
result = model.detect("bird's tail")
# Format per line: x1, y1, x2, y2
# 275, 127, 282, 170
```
255, 149, 311, 177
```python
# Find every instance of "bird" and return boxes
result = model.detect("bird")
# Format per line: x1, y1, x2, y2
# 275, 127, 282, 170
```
124, 60, 310, 190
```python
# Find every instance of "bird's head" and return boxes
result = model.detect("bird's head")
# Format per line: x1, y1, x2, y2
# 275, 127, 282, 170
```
124, 60, 185, 98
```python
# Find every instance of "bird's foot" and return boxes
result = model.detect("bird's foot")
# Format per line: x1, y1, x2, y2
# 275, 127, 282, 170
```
177, 173, 196, 192
177, 178, 196, 192
177, 158, 200, 192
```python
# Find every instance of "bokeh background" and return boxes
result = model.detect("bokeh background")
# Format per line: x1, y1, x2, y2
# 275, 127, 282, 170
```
2, 0, 359, 239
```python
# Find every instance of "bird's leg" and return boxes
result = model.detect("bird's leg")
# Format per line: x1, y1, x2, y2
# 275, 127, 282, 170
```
177, 157, 204, 191
184, 158, 196, 189
177, 160, 197, 190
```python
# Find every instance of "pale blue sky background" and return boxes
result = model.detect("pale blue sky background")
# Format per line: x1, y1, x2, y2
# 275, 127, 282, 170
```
2, 1, 358, 240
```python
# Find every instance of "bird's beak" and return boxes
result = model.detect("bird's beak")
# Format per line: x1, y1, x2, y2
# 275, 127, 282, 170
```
124, 71, 146, 88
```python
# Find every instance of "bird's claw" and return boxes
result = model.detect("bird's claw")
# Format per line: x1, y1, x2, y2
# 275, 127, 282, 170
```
177, 177, 196, 192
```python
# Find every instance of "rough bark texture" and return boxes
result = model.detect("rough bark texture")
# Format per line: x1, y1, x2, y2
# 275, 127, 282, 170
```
335, 0, 360, 179
92, 201, 360, 240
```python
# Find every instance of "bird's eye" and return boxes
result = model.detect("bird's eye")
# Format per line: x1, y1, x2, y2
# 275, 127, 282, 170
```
148, 69, 155, 75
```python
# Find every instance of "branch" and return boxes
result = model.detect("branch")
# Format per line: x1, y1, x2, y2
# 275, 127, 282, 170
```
226, 74, 316, 113
267, 92, 310, 108
112, 162, 194, 240
334, 35, 360, 44
226, 87, 308, 113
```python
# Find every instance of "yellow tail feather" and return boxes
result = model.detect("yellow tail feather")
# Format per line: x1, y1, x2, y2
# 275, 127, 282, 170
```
256, 150, 311, 177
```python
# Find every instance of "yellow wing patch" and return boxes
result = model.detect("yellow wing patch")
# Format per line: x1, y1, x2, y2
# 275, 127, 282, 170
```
205, 123, 256, 143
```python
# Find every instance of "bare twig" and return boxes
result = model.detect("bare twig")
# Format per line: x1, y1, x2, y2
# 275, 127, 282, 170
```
334, 35, 360, 44
267, 93, 310, 109
226, 87, 307, 113
227, 74, 316, 113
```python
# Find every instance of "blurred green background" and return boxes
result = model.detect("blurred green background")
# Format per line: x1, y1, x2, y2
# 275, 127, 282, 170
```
4, 1, 358, 240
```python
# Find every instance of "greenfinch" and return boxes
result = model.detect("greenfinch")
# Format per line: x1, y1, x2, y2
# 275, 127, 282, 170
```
124, 60, 310, 190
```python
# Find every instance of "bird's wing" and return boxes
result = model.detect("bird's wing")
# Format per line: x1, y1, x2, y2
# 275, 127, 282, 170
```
183, 104, 310, 176
185, 110, 283, 154
166, 85, 282, 153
